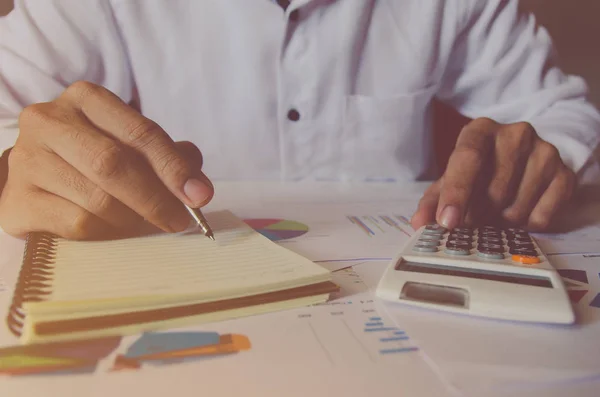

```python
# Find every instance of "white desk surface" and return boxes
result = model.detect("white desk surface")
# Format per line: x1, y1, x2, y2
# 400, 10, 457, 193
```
0, 181, 599, 397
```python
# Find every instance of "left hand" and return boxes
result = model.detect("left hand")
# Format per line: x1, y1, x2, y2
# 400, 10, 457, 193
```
411, 118, 577, 231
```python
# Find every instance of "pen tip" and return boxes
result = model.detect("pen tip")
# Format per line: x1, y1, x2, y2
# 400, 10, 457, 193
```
208, 234, 215, 241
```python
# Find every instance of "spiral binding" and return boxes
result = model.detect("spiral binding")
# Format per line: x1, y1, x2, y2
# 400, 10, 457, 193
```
6, 232, 58, 337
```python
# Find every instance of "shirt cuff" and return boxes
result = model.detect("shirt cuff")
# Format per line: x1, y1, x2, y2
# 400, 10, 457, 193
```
528, 119, 600, 185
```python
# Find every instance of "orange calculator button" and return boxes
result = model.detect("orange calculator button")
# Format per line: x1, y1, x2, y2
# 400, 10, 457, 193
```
512, 255, 540, 265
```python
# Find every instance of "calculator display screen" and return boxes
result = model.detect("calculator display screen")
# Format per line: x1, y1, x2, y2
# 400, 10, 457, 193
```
396, 260, 553, 288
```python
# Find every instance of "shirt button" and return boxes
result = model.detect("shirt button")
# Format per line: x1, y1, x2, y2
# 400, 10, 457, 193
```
289, 10, 300, 22
287, 109, 300, 121
276, 0, 290, 10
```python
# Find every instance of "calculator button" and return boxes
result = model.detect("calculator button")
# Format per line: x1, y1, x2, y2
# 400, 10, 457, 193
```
412, 244, 439, 253
446, 240, 472, 249
508, 240, 534, 246
477, 243, 504, 252
449, 233, 472, 240
509, 248, 538, 257
425, 224, 446, 232
422, 229, 446, 237
508, 242, 535, 250
444, 247, 471, 256
506, 228, 527, 234
477, 250, 505, 260
416, 238, 440, 247
508, 235, 532, 241
478, 236, 503, 244
509, 244, 537, 252
420, 232, 444, 240
479, 229, 502, 235
480, 226, 501, 233
453, 227, 473, 234
477, 234, 502, 241
512, 255, 541, 264
508, 233, 531, 241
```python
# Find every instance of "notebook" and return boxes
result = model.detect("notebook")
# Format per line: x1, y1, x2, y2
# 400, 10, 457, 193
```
6, 210, 338, 344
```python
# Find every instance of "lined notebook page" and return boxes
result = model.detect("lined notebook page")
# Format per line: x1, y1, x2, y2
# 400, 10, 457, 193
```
44, 210, 329, 303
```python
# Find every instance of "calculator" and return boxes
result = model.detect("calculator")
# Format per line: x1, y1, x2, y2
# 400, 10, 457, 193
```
376, 224, 575, 324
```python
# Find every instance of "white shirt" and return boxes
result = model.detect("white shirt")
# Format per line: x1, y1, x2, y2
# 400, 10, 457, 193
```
1, 0, 599, 183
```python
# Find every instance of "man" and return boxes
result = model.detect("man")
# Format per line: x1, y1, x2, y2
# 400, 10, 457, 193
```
0, 0, 598, 240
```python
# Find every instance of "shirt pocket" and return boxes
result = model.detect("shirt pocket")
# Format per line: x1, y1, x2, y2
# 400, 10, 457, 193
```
341, 85, 437, 182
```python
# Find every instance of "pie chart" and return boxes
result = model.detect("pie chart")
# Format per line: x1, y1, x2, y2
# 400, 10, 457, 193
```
244, 219, 309, 241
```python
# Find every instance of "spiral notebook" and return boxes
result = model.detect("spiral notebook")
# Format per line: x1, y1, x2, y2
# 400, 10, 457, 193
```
6, 210, 338, 344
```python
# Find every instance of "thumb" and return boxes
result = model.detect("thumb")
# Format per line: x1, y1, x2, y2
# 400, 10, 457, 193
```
174, 141, 214, 207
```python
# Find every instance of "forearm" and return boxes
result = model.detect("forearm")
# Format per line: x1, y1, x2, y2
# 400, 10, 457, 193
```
437, 0, 600, 184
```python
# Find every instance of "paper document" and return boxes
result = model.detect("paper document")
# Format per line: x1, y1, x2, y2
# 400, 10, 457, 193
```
382, 254, 600, 396
534, 223, 600, 255
220, 201, 417, 264
533, 198, 600, 256
0, 262, 455, 397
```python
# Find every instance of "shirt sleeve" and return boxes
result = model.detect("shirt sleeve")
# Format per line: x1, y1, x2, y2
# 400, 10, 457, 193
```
437, 0, 600, 185
0, 0, 132, 155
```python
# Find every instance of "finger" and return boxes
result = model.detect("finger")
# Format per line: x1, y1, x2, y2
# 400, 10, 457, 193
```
527, 166, 576, 231
173, 141, 213, 206
436, 118, 496, 229
463, 161, 497, 227
60, 82, 214, 207
21, 149, 144, 231
174, 141, 206, 176
502, 141, 561, 226
24, 103, 191, 233
411, 181, 441, 229
0, 186, 115, 240
486, 123, 536, 210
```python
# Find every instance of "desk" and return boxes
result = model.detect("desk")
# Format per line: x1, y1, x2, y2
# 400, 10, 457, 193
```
0, 181, 599, 397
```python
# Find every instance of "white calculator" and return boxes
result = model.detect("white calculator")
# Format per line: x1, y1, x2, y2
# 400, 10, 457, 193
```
376, 224, 575, 324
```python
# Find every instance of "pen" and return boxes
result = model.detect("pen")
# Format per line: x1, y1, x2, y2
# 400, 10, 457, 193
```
184, 204, 215, 241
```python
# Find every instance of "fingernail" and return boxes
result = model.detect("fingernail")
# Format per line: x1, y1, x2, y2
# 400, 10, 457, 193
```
439, 205, 461, 229
183, 177, 213, 206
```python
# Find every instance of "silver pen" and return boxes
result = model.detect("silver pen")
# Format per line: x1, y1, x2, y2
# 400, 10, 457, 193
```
184, 204, 215, 241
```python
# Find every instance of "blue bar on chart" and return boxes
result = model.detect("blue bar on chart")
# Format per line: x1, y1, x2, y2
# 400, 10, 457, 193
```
379, 347, 419, 355
380, 336, 410, 342
364, 327, 398, 332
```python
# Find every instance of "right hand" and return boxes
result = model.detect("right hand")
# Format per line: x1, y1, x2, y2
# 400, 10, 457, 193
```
0, 81, 214, 240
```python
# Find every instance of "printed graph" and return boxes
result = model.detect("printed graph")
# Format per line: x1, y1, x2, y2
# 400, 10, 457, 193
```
292, 302, 419, 367
0, 336, 121, 376
113, 331, 251, 371
364, 316, 419, 355
558, 269, 600, 308
348, 215, 412, 237
244, 218, 309, 241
